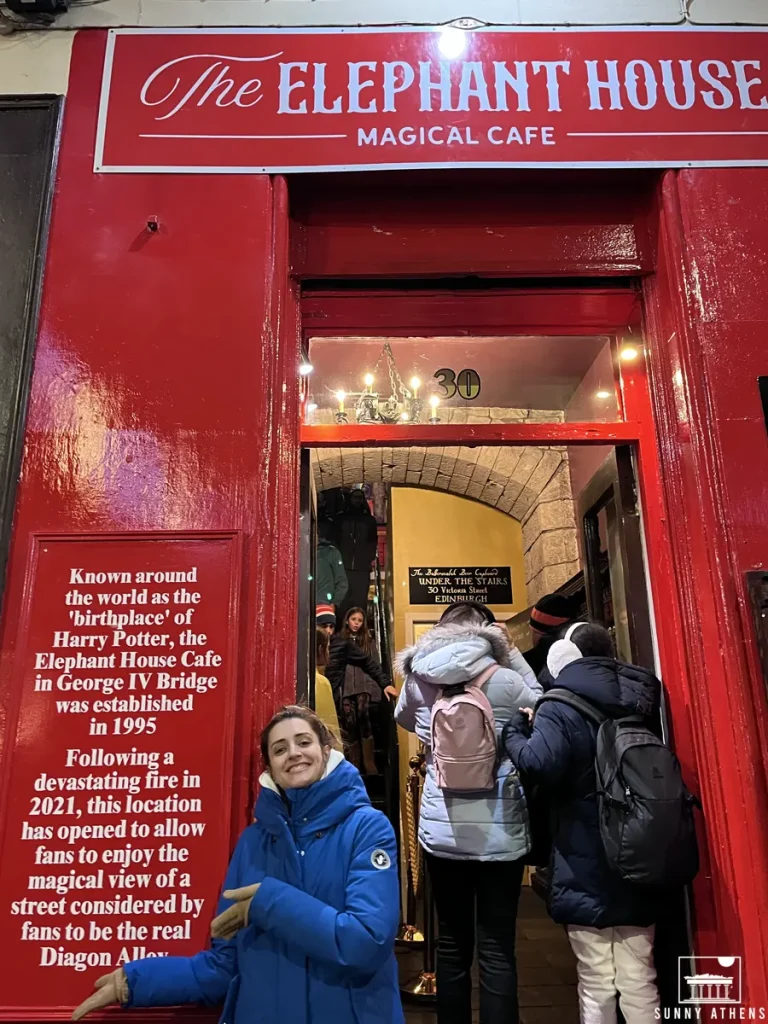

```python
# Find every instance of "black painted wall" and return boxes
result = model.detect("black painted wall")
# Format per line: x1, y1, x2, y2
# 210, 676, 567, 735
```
0, 96, 59, 608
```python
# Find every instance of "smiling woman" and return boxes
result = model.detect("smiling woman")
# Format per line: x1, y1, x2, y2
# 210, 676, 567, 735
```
71, 705, 404, 1024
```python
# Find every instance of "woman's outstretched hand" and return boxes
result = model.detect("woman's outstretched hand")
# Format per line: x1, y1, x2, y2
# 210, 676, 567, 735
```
210, 883, 261, 941
71, 968, 128, 1020
384, 685, 398, 702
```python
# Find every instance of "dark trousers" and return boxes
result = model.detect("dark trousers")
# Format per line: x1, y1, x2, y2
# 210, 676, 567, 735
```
338, 568, 371, 622
339, 692, 376, 775
426, 853, 524, 1024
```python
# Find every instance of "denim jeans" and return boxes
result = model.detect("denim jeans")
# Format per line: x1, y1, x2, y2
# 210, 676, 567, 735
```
426, 853, 525, 1024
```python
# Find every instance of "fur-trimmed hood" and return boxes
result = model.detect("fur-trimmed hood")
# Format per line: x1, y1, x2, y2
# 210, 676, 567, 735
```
397, 622, 515, 687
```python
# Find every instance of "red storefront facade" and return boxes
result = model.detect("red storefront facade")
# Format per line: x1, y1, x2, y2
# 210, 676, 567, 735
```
0, 24, 767, 1017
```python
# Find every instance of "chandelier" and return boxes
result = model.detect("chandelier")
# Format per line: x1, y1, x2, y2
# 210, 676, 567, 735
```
333, 343, 440, 425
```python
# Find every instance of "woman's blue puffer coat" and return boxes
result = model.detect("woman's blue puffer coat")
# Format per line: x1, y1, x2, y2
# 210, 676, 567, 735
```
504, 657, 664, 928
123, 751, 404, 1024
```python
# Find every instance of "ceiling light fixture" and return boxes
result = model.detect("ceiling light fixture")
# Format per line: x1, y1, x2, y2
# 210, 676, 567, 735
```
429, 394, 441, 424
332, 343, 426, 425
299, 362, 314, 376
620, 346, 640, 362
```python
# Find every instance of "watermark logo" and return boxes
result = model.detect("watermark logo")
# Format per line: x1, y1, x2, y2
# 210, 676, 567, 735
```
679, 956, 742, 1005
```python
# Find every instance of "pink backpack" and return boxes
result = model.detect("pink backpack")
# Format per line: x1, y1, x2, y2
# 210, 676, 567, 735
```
430, 664, 499, 792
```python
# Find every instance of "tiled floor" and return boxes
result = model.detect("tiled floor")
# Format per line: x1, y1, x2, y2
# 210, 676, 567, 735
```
399, 885, 579, 1024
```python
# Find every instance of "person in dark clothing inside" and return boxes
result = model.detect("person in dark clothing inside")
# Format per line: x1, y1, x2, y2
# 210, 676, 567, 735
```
334, 488, 379, 619
316, 605, 393, 714
337, 607, 397, 775
503, 622, 663, 1024
316, 518, 349, 609
522, 593, 578, 690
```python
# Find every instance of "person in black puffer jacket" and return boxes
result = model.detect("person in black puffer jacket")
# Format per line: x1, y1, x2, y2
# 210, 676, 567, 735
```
504, 622, 663, 1024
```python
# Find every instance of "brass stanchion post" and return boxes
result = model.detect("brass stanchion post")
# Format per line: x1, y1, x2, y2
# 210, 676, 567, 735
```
400, 754, 436, 1003
397, 754, 424, 947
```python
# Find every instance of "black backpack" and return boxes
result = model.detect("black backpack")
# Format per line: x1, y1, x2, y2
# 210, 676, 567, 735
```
537, 688, 701, 888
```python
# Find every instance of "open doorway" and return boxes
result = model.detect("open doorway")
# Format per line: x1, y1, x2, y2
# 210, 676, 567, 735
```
300, 435, 658, 1024
296, 285, 686, 1021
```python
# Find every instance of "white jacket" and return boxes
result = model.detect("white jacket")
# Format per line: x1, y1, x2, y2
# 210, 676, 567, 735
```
395, 622, 542, 861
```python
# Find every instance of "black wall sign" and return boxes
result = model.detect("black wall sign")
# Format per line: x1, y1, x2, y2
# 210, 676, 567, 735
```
409, 566, 513, 606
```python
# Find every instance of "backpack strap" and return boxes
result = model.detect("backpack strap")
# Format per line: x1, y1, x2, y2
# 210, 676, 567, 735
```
470, 663, 499, 688
536, 688, 608, 727
438, 662, 497, 698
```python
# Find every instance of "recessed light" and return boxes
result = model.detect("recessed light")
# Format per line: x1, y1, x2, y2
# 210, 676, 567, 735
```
596, 389, 611, 399
620, 347, 640, 362
299, 362, 314, 376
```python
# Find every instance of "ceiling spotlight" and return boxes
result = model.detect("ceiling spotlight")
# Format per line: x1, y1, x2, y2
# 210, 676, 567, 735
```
620, 347, 640, 362
596, 389, 611, 399
299, 362, 314, 376
438, 27, 467, 59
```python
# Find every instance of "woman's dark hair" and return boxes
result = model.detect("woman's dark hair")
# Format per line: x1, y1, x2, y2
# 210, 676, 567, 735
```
260, 705, 337, 766
316, 627, 330, 668
439, 601, 496, 627
341, 606, 373, 654
570, 622, 615, 659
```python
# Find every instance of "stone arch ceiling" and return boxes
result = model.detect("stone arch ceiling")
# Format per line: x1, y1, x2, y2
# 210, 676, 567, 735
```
312, 443, 563, 522
310, 408, 581, 603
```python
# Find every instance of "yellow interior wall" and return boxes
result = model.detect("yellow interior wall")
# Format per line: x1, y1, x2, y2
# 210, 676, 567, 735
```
391, 486, 529, 669
390, 487, 529, 907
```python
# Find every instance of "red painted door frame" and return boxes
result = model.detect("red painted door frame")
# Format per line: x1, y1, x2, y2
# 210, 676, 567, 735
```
294, 235, 758, 996
290, 170, 658, 278
640, 174, 768, 992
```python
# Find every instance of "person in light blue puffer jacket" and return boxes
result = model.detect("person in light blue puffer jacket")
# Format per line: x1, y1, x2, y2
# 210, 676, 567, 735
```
395, 602, 541, 1024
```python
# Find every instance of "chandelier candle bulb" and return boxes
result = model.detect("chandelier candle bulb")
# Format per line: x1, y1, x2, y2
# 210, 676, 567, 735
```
410, 377, 421, 398
336, 391, 346, 413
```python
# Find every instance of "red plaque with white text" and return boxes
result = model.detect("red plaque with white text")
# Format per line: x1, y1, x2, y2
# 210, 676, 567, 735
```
0, 533, 242, 1018
95, 27, 768, 173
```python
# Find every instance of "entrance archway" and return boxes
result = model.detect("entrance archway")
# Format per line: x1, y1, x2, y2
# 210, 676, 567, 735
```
313, 441, 580, 604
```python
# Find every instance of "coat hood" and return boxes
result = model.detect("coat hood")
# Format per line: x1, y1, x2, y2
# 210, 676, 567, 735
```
555, 657, 661, 719
255, 750, 371, 835
397, 622, 514, 688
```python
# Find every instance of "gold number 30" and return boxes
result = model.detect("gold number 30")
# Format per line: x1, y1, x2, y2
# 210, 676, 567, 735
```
434, 368, 481, 401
